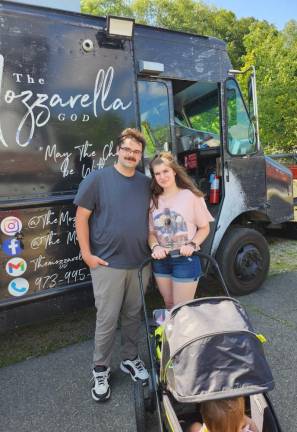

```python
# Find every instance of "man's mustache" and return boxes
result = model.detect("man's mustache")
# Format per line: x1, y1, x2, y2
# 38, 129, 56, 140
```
125, 157, 136, 162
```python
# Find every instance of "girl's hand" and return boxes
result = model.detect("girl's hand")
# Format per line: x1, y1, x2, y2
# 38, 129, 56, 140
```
180, 244, 197, 257
152, 245, 169, 259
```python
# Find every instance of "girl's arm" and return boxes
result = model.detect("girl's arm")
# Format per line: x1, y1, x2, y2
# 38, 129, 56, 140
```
180, 224, 210, 257
192, 223, 210, 248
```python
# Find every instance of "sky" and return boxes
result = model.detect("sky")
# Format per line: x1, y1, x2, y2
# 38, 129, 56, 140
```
7, 1, 297, 30
202, 0, 297, 30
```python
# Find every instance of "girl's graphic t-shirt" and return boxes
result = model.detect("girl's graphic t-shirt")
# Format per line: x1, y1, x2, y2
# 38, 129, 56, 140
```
149, 189, 214, 250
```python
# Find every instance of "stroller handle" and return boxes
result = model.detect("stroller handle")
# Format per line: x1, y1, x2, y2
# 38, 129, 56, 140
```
138, 250, 230, 297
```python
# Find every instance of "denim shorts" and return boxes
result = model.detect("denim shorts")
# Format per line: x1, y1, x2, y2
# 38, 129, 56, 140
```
152, 254, 202, 282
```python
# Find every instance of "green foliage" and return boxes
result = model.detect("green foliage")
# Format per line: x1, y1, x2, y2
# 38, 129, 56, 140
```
81, 0, 132, 17
241, 20, 297, 152
80, 0, 297, 153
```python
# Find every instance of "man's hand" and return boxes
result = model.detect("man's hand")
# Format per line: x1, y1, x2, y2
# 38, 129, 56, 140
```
82, 253, 109, 268
151, 245, 169, 260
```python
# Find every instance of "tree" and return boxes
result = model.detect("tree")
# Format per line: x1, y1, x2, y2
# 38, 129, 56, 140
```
81, 0, 132, 17
241, 21, 297, 152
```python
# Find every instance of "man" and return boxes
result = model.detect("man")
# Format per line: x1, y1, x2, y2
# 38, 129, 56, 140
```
74, 128, 151, 402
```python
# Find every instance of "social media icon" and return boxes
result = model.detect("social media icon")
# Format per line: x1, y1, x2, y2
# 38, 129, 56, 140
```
1, 216, 22, 236
5, 257, 27, 277
8, 278, 29, 297
1, 238, 23, 256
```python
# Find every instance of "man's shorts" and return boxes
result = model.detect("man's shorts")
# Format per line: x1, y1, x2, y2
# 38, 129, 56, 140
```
152, 254, 202, 282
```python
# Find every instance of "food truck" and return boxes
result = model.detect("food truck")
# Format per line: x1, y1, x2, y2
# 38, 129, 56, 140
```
0, 0, 294, 331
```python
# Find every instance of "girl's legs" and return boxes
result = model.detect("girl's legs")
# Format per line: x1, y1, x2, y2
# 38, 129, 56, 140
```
172, 280, 198, 306
155, 276, 174, 309
171, 255, 201, 306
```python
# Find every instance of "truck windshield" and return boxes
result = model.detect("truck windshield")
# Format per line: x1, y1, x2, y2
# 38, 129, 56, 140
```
226, 79, 256, 156
137, 80, 171, 157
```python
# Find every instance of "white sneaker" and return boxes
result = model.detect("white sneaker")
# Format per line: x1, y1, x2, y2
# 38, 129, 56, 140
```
120, 356, 149, 383
91, 366, 111, 402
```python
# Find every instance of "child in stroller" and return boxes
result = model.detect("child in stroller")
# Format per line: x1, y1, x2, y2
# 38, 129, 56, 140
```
188, 397, 259, 432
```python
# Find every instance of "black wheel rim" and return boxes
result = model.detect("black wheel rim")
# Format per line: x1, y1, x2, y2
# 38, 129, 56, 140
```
234, 244, 263, 281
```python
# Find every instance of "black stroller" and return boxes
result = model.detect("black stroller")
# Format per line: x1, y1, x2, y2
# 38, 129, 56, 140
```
134, 252, 282, 432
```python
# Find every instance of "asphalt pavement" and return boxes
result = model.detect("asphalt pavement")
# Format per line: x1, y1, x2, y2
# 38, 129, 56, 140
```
0, 271, 297, 432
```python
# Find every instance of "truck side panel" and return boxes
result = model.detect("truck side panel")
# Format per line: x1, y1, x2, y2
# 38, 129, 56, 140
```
0, 3, 137, 317
134, 26, 232, 82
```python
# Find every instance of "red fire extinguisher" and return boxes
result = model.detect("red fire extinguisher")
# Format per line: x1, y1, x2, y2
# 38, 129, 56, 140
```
209, 175, 220, 204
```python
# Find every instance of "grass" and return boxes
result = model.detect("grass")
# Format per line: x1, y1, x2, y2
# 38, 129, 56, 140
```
267, 236, 297, 276
1, 236, 296, 369
0, 307, 96, 368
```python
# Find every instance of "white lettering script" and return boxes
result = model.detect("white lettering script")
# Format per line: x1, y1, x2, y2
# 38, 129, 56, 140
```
30, 252, 82, 271
0, 66, 132, 147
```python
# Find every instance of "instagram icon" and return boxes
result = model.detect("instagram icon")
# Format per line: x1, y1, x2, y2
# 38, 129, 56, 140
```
1, 216, 22, 236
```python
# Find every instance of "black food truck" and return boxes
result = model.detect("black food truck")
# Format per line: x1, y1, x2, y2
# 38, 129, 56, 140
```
0, 0, 294, 332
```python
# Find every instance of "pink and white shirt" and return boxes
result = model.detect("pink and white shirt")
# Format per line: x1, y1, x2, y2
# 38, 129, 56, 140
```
149, 189, 214, 250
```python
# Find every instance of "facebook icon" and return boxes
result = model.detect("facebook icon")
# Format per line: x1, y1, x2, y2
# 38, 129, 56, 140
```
2, 238, 23, 256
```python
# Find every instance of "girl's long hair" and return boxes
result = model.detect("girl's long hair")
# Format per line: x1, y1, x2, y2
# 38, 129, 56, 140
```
200, 397, 245, 432
150, 152, 203, 209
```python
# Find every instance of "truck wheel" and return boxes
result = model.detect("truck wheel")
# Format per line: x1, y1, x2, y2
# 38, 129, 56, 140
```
134, 380, 146, 432
216, 227, 270, 295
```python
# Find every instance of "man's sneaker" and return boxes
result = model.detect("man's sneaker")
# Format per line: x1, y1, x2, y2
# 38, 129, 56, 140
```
120, 356, 149, 384
91, 365, 111, 402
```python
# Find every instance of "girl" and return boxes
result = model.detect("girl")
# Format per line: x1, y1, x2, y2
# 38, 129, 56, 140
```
148, 152, 214, 309
188, 397, 259, 432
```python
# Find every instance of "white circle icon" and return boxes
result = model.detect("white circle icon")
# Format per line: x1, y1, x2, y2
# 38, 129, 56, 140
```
1, 216, 22, 236
8, 278, 29, 297
5, 258, 27, 277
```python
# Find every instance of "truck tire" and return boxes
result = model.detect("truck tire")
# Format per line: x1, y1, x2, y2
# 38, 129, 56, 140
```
216, 227, 270, 296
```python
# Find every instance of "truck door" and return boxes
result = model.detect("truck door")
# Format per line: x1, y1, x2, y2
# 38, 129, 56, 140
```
213, 76, 266, 252
214, 77, 270, 295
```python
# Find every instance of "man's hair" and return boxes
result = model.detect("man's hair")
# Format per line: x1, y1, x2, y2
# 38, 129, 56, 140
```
117, 128, 146, 151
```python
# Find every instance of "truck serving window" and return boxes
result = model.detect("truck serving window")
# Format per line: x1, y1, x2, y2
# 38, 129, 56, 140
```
137, 80, 171, 157
173, 82, 221, 152
226, 79, 256, 156
185, 91, 220, 137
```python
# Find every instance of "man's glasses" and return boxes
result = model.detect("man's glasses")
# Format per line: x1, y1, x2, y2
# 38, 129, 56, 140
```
120, 146, 142, 156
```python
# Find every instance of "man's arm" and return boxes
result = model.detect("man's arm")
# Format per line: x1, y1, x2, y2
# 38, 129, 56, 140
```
75, 206, 108, 268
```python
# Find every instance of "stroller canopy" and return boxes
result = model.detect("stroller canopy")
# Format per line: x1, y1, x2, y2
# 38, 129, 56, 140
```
161, 297, 274, 403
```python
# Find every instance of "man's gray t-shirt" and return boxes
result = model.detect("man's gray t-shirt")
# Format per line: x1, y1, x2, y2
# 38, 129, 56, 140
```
74, 166, 151, 269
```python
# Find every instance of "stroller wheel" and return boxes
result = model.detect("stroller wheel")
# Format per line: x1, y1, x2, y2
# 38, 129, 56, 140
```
145, 374, 157, 413
133, 380, 146, 431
